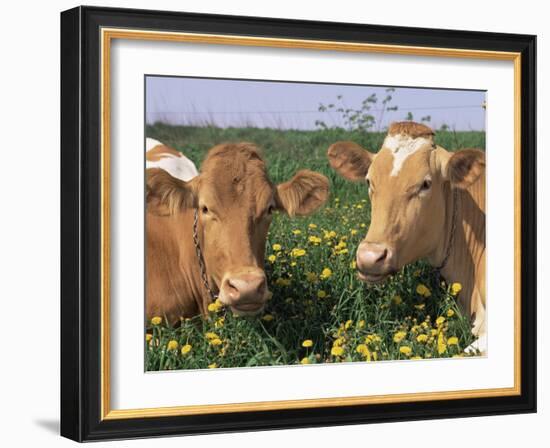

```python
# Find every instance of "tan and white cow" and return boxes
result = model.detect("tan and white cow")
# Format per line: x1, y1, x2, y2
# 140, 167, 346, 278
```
146, 137, 199, 181
328, 122, 486, 352
146, 141, 329, 324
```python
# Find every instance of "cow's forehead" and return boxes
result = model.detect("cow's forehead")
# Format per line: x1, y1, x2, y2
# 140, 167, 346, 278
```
381, 133, 435, 177
370, 144, 433, 184
199, 148, 274, 210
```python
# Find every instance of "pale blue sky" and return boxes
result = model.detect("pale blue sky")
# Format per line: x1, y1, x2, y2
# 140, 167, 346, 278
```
146, 76, 486, 131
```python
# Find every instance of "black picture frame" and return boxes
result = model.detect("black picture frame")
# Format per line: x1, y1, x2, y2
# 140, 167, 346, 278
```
61, 5, 536, 442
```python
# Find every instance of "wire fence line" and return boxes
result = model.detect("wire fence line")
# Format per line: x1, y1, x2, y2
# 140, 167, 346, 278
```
146, 102, 486, 131
147, 104, 485, 116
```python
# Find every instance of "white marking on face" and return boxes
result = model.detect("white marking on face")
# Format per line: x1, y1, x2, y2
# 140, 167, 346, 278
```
145, 137, 164, 152
383, 134, 433, 177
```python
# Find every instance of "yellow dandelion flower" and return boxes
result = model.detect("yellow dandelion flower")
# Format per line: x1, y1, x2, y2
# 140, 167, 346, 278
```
360, 223, 366, 228
291, 248, 306, 257
333, 336, 345, 347
355, 204, 363, 209
416, 283, 431, 297
324, 230, 337, 239
393, 331, 407, 343
447, 336, 459, 346
205, 332, 219, 340
350, 229, 358, 235
414, 303, 426, 310
308, 235, 322, 245
145, 334, 152, 342
413, 269, 421, 277
167, 340, 178, 351
399, 346, 412, 356
272, 243, 282, 251
300, 357, 310, 364
207, 299, 223, 313
451, 282, 462, 296
366, 334, 382, 344
151, 316, 162, 325
317, 290, 327, 299
437, 333, 447, 355
181, 344, 192, 355
214, 317, 225, 328
292, 229, 302, 235
349, 260, 357, 269
331, 346, 345, 356
358, 320, 365, 328
436, 316, 446, 327
320, 268, 332, 280
356, 344, 371, 360
416, 334, 428, 343
209, 338, 223, 346
334, 198, 340, 202
262, 314, 274, 322
208, 363, 218, 369
393, 295, 403, 305
334, 248, 349, 255
268, 254, 277, 263
306, 272, 318, 283
344, 319, 353, 330
302, 339, 313, 348
290, 261, 297, 266
447, 309, 455, 317
308, 223, 318, 229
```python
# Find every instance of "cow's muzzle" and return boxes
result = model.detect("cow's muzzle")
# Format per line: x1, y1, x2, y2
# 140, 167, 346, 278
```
356, 241, 396, 284
218, 269, 269, 316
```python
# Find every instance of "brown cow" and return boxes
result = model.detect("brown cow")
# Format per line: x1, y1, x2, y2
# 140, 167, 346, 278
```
327, 122, 486, 352
146, 142, 329, 324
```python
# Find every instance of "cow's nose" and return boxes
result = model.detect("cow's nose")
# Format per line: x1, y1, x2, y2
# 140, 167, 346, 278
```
220, 271, 267, 309
356, 241, 390, 271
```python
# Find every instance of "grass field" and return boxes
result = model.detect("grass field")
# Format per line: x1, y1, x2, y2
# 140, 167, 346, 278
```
145, 123, 486, 370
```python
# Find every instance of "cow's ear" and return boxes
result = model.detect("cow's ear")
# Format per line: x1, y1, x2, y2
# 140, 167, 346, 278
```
276, 170, 329, 217
327, 141, 374, 181
441, 148, 485, 189
146, 168, 197, 216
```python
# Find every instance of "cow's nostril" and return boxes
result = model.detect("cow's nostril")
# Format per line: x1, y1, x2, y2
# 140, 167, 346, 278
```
222, 278, 241, 302
375, 248, 388, 263
221, 271, 268, 306
357, 242, 392, 271
226, 278, 239, 294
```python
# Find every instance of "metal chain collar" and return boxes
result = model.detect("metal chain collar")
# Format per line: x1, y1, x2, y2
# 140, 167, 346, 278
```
436, 187, 459, 272
192, 209, 218, 301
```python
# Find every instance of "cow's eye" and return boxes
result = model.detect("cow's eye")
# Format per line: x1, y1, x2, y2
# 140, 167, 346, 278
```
420, 179, 432, 191
366, 178, 374, 193
201, 205, 209, 214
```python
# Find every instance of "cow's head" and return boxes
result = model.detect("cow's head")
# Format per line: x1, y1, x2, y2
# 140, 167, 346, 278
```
147, 142, 329, 314
328, 122, 485, 283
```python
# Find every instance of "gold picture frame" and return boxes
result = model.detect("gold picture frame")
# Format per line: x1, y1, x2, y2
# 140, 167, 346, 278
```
61, 6, 536, 441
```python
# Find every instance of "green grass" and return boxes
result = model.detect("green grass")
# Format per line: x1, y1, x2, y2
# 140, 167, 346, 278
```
145, 124, 485, 370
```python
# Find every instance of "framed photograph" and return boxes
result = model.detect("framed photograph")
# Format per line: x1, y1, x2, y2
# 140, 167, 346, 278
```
60, 6, 536, 441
